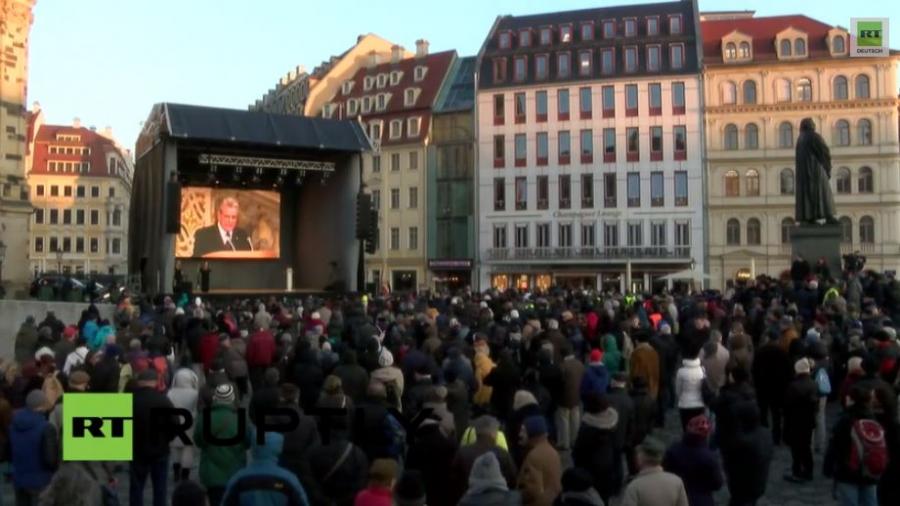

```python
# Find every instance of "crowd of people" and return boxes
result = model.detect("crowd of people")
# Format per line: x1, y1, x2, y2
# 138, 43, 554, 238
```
2, 266, 900, 506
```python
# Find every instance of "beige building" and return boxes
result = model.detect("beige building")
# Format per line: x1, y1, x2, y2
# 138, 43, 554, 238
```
26, 108, 133, 277
0, 0, 36, 295
701, 13, 900, 288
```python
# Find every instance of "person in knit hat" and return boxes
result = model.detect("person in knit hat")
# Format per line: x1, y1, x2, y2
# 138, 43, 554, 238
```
662, 415, 723, 506
580, 349, 609, 403
782, 358, 818, 482
458, 452, 521, 506
394, 470, 427, 506
517, 415, 561, 506
371, 348, 404, 411
10, 390, 58, 504
195, 382, 248, 506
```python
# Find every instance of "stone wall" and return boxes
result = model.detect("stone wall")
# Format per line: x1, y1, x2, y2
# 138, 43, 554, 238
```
0, 300, 114, 359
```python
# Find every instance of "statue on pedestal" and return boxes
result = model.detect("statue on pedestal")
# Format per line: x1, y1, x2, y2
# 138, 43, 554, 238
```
795, 118, 837, 224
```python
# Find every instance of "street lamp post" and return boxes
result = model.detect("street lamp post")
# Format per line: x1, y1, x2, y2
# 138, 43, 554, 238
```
0, 240, 7, 294
56, 249, 63, 274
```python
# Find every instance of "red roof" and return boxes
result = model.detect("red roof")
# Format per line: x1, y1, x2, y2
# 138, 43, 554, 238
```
332, 50, 455, 146
30, 124, 126, 178
701, 15, 836, 64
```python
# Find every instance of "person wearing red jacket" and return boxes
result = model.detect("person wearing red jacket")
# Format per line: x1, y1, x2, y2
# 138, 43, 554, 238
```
246, 328, 276, 390
199, 331, 221, 373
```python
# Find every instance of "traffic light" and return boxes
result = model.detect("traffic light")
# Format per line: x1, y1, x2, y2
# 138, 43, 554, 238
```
355, 193, 372, 240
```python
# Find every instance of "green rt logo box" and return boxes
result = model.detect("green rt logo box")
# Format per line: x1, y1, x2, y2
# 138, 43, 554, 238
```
858, 21, 883, 46
851, 18, 889, 57
63, 393, 132, 461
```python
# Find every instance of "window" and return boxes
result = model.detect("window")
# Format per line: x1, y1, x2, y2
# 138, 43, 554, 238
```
49, 237, 58, 253
34, 237, 43, 253
726, 219, 741, 245
50, 185, 59, 197
63, 237, 71, 253
493, 135, 505, 167
600, 48, 614, 75
604, 173, 617, 208
581, 23, 593, 41
626, 127, 639, 162
581, 173, 594, 208
839, 217, 853, 242
724, 124, 739, 150
372, 155, 381, 173
579, 87, 592, 118
408, 227, 419, 250
674, 171, 688, 206
537, 223, 551, 248
578, 51, 592, 76
390, 119, 403, 139
624, 46, 638, 73
647, 17, 659, 36
558, 130, 571, 164
648, 83, 661, 115
746, 170, 760, 196
650, 127, 663, 161
650, 171, 664, 207
834, 76, 848, 100
513, 56, 527, 81
833, 35, 846, 53
536, 91, 548, 121
781, 217, 795, 244
559, 175, 571, 209
603, 20, 615, 38
725, 170, 740, 197
390, 188, 401, 209
63, 209, 71, 225
90, 209, 99, 225
780, 39, 792, 56
535, 54, 549, 80
580, 129, 593, 163
647, 45, 661, 72
540, 27, 552, 45
49, 209, 59, 224
499, 32, 512, 48
836, 167, 851, 194
493, 58, 507, 83
90, 238, 98, 253
514, 134, 527, 167
494, 178, 506, 211
777, 78, 792, 102
858, 166, 874, 193
391, 153, 401, 171
36, 185, 44, 197
376, 94, 387, 111
796, 78, 812, 101
670, 44, 684, 69
493, 224, 507, 248
536, 132, 549, 165
370, 121, 381, 140
674, 220, 690, 251
519, 29, 532, 47
627, 222, 643, 247
515, 224, 529, 249
559, 224, 573, 247
834, 120, 851, 146
582, 223, 596, 247
603, 128, 616, 162
858, 119, 873, 145
372, 190, 381, 211
625, 84, 638, 116
742, 80, 757, 104
860, 216, 875, 243
560, 24, 573, 43
64, 186, 72, 197
35, 208, 44, 224
408, 187, 418, 209
672, 81, 685, 114
557, 52, 571, 78
514, 92, 526, 123
407, 117, 421, 137
723, 81, 736, 104
725, 42, 737, 60
794, 38, 806, 56
557, 89, 570, 120
669, 15, 682, 34
602, 86, 615, 118
627, 172, 640, 207
537, 176, 549, 208
674, 126, 687, 160
390, 228, 400, 250
745, 124, 759, 149
746, 218, 761, 245
493, 94, 505, 124
737, 41, 750, 59
855, 75, 870, 99
76, 185, 84, 198
604, 222, 619, 247
348, 99, 359, 116
625, 18, 637, 37
779, 122, 794, 148
780, 168, 795, 195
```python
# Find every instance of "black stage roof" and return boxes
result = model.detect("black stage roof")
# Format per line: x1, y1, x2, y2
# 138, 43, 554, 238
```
136, 102, 371, 159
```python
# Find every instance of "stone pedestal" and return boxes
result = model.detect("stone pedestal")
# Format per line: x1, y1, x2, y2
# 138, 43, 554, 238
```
790, 223, 842, 278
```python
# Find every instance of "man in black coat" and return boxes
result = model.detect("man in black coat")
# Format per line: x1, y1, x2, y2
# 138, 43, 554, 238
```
724, 402, 773, 506
783, 358, 819, 482
191, 196, 253, 257
607, 373, 635, 489
407, 418, 458, 506
332, 349, 370, 404
273, 383, 320, 500
753, 337, 793, 444
131, 369, 177, 506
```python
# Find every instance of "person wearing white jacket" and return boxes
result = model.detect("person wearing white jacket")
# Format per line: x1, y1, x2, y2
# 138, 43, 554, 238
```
167, 367, 199, 482
675, 357, 706, 431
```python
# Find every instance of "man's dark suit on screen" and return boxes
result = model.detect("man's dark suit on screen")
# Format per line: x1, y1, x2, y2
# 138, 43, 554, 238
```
192, 225, 253, 257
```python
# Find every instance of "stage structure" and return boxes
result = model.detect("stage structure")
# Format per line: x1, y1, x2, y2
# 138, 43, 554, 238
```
131, 103, 371, 296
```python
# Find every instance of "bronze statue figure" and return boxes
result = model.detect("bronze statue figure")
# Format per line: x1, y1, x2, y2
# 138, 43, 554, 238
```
795, 118, 837, 224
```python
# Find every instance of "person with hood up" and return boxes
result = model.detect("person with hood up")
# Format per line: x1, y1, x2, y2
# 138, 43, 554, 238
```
167, 368, 199, 482
580, 349, 609, 403
662, 415, 724, 506
782, 358, 818, 483
601, 334, 623, 376
675, 354, 706, 431
459, 452, 523, 506
10, 390, 59, 506
517, 415, 562, 506
553, 468, 605, 506
723, 402, 773, 506
572, 392, 619, 504
221, 431, 310, 506
194, 383, 250, 506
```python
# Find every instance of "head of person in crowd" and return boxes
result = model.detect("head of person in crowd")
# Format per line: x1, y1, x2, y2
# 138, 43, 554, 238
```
172, 480, 209, 506
394, 470, 427, 506
636, 436, 666, 471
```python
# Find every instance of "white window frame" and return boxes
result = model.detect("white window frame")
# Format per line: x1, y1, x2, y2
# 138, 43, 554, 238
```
407, 117, 421, 137
414, 66, 427, 82
341, 80, 354, 95
404, 88, 418, 107
376, 74, 387, 89
364, 76, 374, 91
347, 99, 359, 116
389, 119, 403, 140
390, 71, 403, 86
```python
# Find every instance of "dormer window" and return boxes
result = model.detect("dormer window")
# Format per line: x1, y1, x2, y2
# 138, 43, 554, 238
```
739, 41, 751, 58
499, 32, 512, 49
404, 88, 418, 107
669, 15, 682, 35
322, 103, 335, 118
832, 35, 846, 53
560, 24, 573, 43
647, 17, 659, 36
389, 71, 402, 86
581, 23, 594, 41
539, 27, 552, 45
795, 39, 806, 56
369, 121, 382, 142
624, 19, 637, 37
376, 74, 387, 88
362, 96, 372, 113
389, 119, 403, 139
779, 39, 792, 57
725, 42, 737, 60
603, 20, 616, 39
519, 29, 532, 47
407, 117, 421, 137
414, 66, 427, 82
347, 99, 359, 116
341, 81, 354, 95
376, 93, 389, 111
364, 76, 374, 91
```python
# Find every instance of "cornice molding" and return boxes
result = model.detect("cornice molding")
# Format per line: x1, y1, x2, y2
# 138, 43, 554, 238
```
706, 97, 899, 115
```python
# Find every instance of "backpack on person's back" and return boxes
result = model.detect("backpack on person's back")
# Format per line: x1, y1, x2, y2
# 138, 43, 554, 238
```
848, 418, 889, 480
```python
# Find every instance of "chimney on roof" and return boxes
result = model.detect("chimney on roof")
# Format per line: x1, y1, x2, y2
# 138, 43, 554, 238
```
391, 45, 403, 64
73, 117, 81, 128
32, 101, 41, 112
357, 34, 366, 43
367, 50, 379, 69
415, 39, 429, 58
102, 126, 112, 139
90, 126, 96, 131
297, 64, 306, 75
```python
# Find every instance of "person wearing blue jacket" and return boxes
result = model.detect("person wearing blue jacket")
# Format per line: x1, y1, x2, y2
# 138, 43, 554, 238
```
220, 430, 309, 506
10, 390, 59, 506
580, 349, 609, 403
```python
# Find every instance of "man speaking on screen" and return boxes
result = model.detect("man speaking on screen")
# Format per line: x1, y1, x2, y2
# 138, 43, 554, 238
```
192, 196, 254, 257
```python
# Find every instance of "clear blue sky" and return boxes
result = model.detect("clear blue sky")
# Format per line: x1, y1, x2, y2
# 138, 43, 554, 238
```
29, 0, 900, 153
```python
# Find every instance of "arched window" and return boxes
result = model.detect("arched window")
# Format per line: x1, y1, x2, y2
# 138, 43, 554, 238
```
778, 122, 794, 148
777, 78, 792, 102
725, 42, 737, 60
833, 75, 848, 100
836, 167, 852, 194
859, 216, 875, 243
724, 170, 740, 196
834, 120, 850, 146
743, 80, 757, 104
747, 218, 761, 245
746, 169, 760, 196
833, 35, 845, 53
839, 216, 852, 242
723, 81, 737, 104
739, 41, 751, 58
780, 39, 792, 56
796, 78, 812, 101
726, 218, 741, 245
794, 38, 806, 56
745, 123, 759, 149
855, 75, 870, 99
780, 168, 795, 195
781, 217, 794, 244
858, 166, 874, 193
858, 119, 872, 145
724, 124, 739, 150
